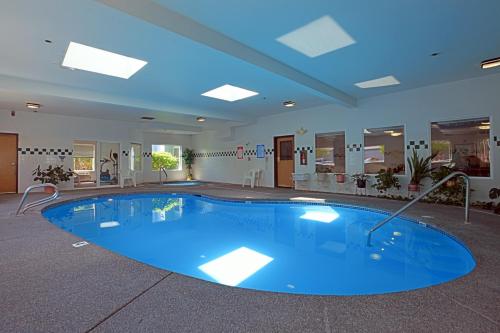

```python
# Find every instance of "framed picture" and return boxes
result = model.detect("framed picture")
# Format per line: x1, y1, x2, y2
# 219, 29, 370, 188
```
256, 144, 265, 158
236, 146, 244, 159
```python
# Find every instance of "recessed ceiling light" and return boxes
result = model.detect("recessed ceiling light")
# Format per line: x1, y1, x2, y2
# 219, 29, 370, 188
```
430, 52, 440, 57
44, 39, 52, 44
282, 100, 296, 108
140, 116, 155, 120
355, 75, 400, 89
201, 84, 258, 102
62, 42, 147, 79
478, 125, 490, 130
277, 15, 355, 58
390, 132, 403, 137
196, 116, 206, 122
383, 130, 394, 134
26, 102, 41, 110
481, 57, 500, 69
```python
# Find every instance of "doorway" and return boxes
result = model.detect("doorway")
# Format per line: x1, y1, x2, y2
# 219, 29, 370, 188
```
73, 141, 97, 188
0, 133, 18, 193
274, 135, 295, 188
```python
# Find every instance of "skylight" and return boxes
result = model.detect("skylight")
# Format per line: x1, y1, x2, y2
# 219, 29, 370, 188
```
198, 247, 273, 286
201, 84, 259, 102
355, 76, 400, 89
276, 15, 355, 58
62, 42, 147, 79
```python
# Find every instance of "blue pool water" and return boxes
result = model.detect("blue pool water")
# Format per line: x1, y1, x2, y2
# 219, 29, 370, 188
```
43, 193, 475, 295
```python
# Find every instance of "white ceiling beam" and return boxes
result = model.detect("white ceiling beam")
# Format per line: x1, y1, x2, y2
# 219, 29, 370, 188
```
97, 0, 357, 107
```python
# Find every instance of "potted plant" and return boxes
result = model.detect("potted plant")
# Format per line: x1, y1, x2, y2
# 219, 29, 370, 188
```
372, 168, 401, 193
407, 149, 436, 192
182, 148, 195, 181
33, 165, 74, 193
335, 173, 345, 183
351, 173, 368, 189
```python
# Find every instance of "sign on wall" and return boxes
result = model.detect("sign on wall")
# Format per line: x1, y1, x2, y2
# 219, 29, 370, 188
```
236, 146, 244, 159
256, 144, 265, 158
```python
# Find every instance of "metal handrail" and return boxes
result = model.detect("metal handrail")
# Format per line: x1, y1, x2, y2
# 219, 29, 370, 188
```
367, 171, 470, 246
16, 184, 59, 215
159, 167, 168, 184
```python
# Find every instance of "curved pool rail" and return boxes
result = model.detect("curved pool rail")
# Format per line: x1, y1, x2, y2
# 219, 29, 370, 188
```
42, 193, 476, 296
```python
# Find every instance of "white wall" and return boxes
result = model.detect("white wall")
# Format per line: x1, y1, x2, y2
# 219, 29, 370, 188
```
0, 111, 145, 191
0, 111, 195, 191
192, 73, 500, 202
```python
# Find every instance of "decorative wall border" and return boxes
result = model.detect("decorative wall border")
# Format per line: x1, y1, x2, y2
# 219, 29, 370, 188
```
18, 147, 72, 156
294, 146, 313, 154
346, 144, 362, 152
194, 149, 274, 158
494, 136, 499, 147
407, 140, 429, 150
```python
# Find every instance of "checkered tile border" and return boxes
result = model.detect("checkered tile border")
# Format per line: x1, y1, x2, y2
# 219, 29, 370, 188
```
143, 152, 152, 158
18, 147, 72, 156
406, 140, 429, 150
294, 146, 314, 154
122, 150, 129, 157
194, 149, 274, 158
346, 143, 362, 152
494, 136, 500, 147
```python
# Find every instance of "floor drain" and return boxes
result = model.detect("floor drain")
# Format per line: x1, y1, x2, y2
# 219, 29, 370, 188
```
72, 241, 89, 248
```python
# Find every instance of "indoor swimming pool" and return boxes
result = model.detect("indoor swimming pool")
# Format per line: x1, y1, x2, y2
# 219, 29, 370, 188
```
43, 193, 475, 295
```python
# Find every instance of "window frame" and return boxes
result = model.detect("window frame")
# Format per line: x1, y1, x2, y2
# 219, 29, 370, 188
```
363, 125, 406, 176
429, 116, 492, 179
151, 144, 183, 171
130, 143, 143, 172
73, 143, 96, 172
315, 131, 346, 174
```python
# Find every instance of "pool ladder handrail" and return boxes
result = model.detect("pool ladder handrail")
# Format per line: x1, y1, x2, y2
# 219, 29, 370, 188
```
367, 171, 470, 246
16, 183, 59, 215
159, 166, 168, 184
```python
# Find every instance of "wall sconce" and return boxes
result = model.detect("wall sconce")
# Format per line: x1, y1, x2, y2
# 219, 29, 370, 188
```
296, 127, 308, 136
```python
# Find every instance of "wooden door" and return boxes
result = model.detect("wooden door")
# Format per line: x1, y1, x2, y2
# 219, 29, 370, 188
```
0, 133, 18, 193
274, 135, 295, 188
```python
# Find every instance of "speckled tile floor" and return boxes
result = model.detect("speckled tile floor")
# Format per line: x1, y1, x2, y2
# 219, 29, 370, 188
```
1, 183, 499, 332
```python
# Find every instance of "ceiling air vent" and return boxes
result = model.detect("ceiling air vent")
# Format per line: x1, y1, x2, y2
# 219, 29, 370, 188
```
141, 116, 155, 120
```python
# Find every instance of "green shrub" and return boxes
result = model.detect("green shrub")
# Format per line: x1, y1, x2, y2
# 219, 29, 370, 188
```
152, 152, 178, 170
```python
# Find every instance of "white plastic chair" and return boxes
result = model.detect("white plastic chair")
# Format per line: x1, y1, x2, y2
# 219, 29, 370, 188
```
120, 170, 137, 188
242, 169, 262, 188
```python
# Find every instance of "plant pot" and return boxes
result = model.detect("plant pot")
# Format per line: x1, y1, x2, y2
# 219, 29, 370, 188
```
336, 174, 345, 183
356, 179, 366, 188
446, 180, 457, 188
408, 184, 420, 192
44, 185, 55, 194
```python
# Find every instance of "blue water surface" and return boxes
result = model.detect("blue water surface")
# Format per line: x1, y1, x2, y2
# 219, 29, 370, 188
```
43, 193, 475, 295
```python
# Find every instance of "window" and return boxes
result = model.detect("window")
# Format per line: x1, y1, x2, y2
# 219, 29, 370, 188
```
364, 126, 405, 174
152, 144, 182, 171
130, 143, 142, 171
431, 118, 490, 177
315, 132, 345, 173
431, 140, 452, 163
73, 144, 95, 171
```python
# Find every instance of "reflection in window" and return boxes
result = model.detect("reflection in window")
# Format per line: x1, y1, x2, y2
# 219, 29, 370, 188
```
152, 198, 184, 223
315, 132, 345, 173
364, 127, 405, 174
130, 143, 142, 171
431, 118, 490, 177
